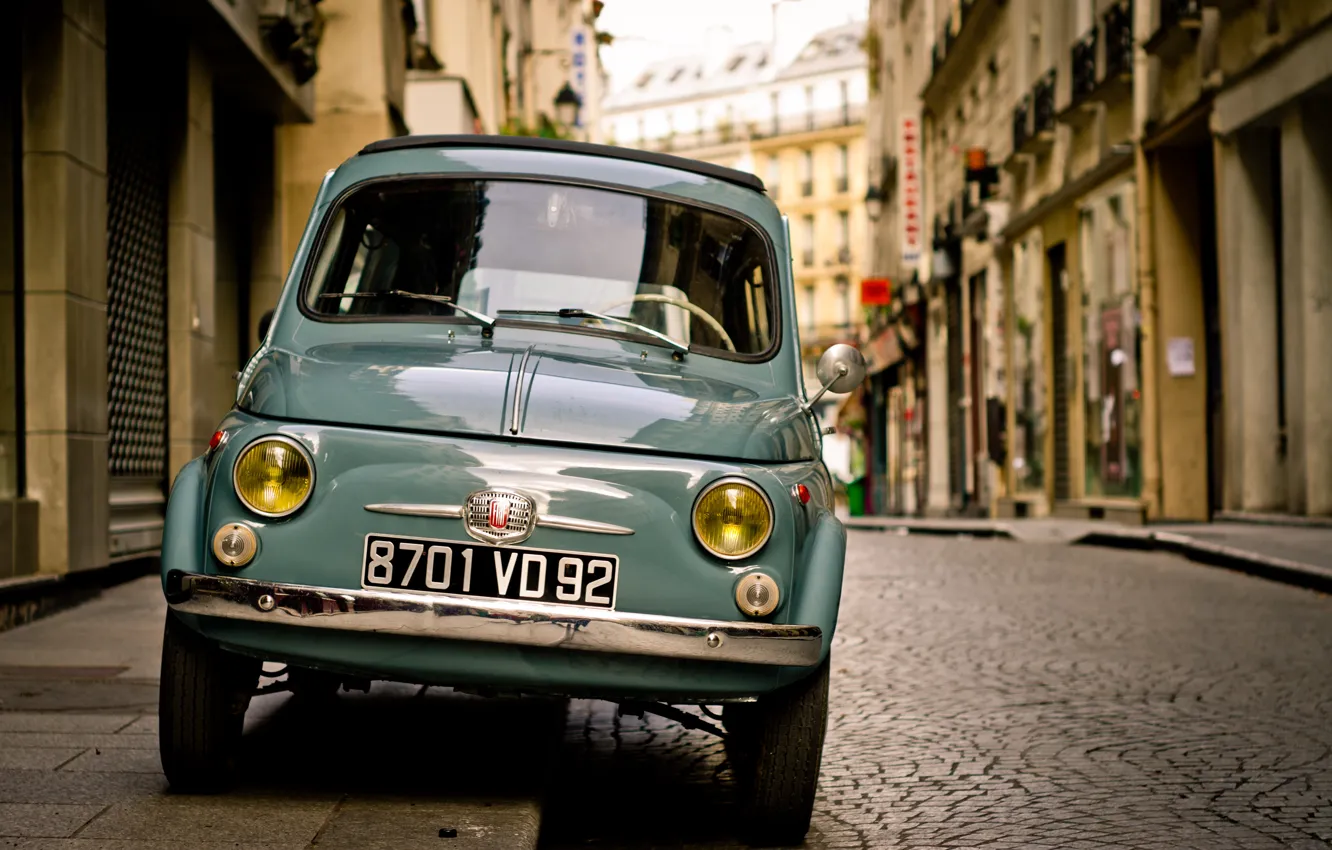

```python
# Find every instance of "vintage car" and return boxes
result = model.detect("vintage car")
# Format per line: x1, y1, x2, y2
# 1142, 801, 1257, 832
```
158, 135, 862, 845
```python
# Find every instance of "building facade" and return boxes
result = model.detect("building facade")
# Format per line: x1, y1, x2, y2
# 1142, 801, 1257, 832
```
599, 21, 871, 460
863, 0, 1332, 522
404, 0, 606, 140
0, 0, 417, 591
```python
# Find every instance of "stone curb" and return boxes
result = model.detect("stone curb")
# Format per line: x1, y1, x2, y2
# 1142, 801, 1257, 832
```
841, 518, 1016, 539
842, 518, 1331, 594
1072, 529, 1332, 595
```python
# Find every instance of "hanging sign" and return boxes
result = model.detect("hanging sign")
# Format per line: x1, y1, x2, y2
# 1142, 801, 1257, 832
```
899, 113, 922, 266
861, 278, 892, 305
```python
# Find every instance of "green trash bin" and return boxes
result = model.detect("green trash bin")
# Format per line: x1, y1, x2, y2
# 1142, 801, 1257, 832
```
846, 477, 866, 517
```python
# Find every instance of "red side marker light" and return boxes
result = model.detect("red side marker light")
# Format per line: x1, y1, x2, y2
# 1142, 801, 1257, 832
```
796, 484, 811, 505
209, 430, 225, 451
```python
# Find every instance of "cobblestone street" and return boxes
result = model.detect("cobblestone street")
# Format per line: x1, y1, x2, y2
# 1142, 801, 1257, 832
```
539, 530, 1332, 849
2, 530, 1330, 848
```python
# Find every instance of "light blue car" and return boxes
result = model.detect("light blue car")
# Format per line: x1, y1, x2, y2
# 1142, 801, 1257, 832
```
158, 135, 862, 846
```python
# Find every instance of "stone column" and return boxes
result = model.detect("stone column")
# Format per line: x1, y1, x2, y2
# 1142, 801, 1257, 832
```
1216, 130, 1285, 513
1280, 99, 1332, 517
166, 48, 217, 479
21, 0, 110, 575
925, 292, 951, 515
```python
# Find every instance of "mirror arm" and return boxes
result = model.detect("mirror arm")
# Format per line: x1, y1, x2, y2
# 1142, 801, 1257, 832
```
800, 363, 849, 413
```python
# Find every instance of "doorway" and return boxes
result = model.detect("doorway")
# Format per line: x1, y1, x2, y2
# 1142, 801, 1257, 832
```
1049, 243, 1071, 502
945, 278, 967, 509
1197, 143, 1223, 515
968, 270, 987, 508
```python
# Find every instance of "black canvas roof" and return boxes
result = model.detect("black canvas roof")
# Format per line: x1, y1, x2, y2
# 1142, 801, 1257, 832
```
356, 134, 766, 193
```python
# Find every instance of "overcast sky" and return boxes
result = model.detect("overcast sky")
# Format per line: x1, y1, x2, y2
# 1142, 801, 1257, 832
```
597, 0, 868, 94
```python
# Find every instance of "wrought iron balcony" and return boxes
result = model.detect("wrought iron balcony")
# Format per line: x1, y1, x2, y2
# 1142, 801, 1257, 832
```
1104, 0, 1134, 81
1071, 27, 1098, 105
1033, 70, 1057, 135
1160, 0, 1202, 30
1012, 94, 1031, 154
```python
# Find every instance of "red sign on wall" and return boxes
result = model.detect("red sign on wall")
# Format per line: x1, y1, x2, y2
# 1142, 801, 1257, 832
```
899, 114, 922, 265
861, 278, 893, 305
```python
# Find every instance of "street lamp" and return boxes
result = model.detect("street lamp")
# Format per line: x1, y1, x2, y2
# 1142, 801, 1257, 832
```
864, 184, 884, 222
554, 82, 582, 129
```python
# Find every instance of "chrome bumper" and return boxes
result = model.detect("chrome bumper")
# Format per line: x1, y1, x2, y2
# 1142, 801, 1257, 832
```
165, 572, 823, 667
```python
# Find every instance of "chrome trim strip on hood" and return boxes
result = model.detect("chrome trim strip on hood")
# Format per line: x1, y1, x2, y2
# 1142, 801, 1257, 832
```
510, 344, 536, 435
535, 515, 635, 535
363, 504, 634, 535
165, 572, 822, 667
364, 503, 464, 519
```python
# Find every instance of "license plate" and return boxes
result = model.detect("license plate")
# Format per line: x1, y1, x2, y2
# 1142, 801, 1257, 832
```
361, 533, 619, 609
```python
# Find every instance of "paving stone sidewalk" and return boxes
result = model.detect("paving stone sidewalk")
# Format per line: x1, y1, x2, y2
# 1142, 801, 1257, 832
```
0, 577, 550, 849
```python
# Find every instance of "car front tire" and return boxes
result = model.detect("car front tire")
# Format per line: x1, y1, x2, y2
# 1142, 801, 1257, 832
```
726, 655, 830, 847
158, 611, 260, 793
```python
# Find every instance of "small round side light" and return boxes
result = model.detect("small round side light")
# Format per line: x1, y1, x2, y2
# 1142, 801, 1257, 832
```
209, 430, 226, 451
735, 573, 780, 618
212, 523, 257, 568
795, 484, 811, 505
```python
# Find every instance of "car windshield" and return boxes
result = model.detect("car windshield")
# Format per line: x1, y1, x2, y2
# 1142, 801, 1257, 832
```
303, 179, 778, 357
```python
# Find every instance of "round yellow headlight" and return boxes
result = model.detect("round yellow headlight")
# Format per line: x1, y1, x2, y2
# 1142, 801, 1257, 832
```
692, 478, 773, 560
233, 437, 314, 517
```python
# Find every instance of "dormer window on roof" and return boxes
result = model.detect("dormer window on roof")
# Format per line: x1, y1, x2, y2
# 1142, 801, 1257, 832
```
668, 66, 686, 82
636, 71, 654, 89
727, 55, 746, 72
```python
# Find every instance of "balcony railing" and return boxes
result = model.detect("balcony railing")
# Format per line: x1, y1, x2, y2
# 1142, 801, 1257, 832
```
836, 246, 852, 264
1104, 0, 1134, 81
1070, 27, 1098, 104
1012, 94, 1031, 153
1160, 0, 1201, 30
802, 249, 815, 267
927, 0, 991, 90
836, 175, 849, 193
1033, 70, 1057, 135
750, 104, 867, 140
800, 180, 813, 197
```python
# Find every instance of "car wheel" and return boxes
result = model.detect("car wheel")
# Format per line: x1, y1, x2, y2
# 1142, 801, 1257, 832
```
729, 656, 830, 847
158, 611, 260, 793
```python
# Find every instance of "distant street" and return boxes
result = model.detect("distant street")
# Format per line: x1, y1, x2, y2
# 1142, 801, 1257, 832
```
2, 532, 1331, 848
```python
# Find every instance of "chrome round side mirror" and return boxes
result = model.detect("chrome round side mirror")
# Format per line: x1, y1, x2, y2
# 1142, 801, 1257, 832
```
816, 343, 867, 394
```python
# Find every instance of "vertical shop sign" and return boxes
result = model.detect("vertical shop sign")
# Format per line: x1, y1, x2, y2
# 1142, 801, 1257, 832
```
899, 113, 922, 265
571, 25, 589, 128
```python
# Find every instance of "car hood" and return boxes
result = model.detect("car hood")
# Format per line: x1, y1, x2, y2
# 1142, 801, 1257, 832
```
239, 341, 819, 463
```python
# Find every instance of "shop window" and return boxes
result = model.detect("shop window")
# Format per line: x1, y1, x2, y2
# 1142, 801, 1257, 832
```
1080, 184, 1141, 499
1012, 233, 1046, 493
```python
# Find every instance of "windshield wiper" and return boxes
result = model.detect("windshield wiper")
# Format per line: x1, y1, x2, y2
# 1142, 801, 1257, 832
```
496, 308, 688, 357
318, 290, 496, 335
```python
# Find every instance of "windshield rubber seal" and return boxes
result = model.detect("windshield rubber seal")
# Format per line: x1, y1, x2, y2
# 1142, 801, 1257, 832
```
292, 172, 785, 366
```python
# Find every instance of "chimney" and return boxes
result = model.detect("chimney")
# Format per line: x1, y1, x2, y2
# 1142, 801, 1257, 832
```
771, 0, 814, 70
